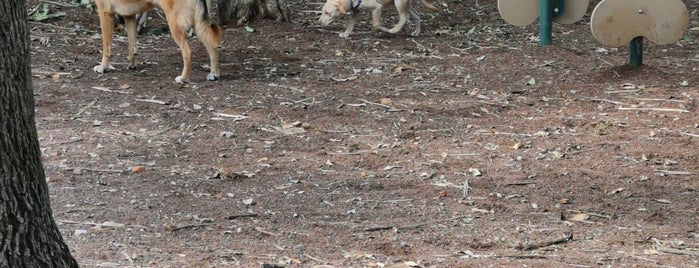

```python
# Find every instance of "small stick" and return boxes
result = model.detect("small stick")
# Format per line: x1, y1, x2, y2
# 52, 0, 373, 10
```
255, 227, 279, 236
91, 86, 129, 94
170, 224, 210, 232
225, 213, 259, 220
657, 247, 699, 257
516, 233, 573, 251
682, 132, 699, 138
589, 98, 629, 105
72, 100, 96, 120
135, 98, 169, 105
618, 107, 689, 113
360, 99, 402, 111
62, 167, 125, 174
363, 216, 467, 232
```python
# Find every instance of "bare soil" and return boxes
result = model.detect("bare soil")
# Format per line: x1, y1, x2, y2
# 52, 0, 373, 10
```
30, 0, 698, 267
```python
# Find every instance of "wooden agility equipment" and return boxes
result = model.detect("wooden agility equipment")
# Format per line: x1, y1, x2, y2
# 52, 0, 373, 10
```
590, 0, 689, 66
498, 0, 589, 46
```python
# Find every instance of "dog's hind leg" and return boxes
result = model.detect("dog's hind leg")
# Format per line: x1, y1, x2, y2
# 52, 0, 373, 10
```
408, 7, 421, 37
93, 1, 116, 73
194, 22, 222, 81
164, 15, 192, 83
193, 0, 222, 81
123, 15, 140, 69
380, 2, 410, 34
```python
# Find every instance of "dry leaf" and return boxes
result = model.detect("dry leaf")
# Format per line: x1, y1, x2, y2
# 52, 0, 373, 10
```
131, 166, 146, 173
380, 98, 393, 106
570, 213, 590, 221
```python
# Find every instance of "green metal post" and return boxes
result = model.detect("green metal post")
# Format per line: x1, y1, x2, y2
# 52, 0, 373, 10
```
539, 0, 552, 46
630, 37, 643, 67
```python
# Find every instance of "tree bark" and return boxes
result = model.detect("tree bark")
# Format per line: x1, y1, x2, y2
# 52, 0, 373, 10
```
0, 0, 80, 267
217, 0, 290, 26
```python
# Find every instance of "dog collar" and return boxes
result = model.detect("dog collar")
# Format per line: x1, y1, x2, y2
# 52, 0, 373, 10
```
351, 0, 362, 10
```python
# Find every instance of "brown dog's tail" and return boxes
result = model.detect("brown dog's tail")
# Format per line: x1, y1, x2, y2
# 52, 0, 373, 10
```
419, 0, 440, 12
195, 0, 222, 47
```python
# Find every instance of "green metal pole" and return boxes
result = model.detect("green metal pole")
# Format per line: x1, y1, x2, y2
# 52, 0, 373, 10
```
540, 0, 552, 46
630, 37, 643, 67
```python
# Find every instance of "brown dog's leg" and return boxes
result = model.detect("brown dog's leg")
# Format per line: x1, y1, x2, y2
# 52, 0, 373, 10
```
193, 16, 222, 80
123, 15, 139, 69
93, 2, 115, 73
164, 15, 192, 83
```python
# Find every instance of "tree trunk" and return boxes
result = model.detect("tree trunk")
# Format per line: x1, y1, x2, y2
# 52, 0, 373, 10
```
217, 0, 290, 26
0, 0, 80, 267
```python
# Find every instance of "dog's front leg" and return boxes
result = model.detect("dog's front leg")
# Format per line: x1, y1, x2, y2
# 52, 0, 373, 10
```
123, 15, 139, 69
341, 11, 361, 37
93, 7, 116, 73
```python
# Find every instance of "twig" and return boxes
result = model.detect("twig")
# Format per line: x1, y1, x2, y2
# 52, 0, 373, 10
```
91, 86, 130, 94
62, 167, 126, 174
135, 98, 169, 105
225, 213, 259, 220
681, 132, 699, 138
505, 181, 537, 186
255, 227, 279, 236
48, 138, 83, 145
589, 98, 629, 106
170, 224, 210, 232
618, 107, 690, 113
566, 210, 612, 220
363, 216, 468, 232
657, 247, 699, 257
516, 233, 573, 251
359, 99, 402, 111
71, 100, 96, 120
213, 113, 249, 121
624, 97, 687, 103
655, 170, 694, 176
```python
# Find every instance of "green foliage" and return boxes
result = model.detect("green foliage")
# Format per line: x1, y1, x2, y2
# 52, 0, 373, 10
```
31, 4, 66, 22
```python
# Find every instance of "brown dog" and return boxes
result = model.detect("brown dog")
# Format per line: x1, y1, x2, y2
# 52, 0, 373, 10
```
318, 0, 439, 37
93, 0, 222, 83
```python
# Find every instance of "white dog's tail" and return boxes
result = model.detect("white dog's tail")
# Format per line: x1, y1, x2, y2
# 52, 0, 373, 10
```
419, 0, 440, 12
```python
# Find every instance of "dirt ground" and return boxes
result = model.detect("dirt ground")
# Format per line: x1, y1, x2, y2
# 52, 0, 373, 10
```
29, 0, 698, 267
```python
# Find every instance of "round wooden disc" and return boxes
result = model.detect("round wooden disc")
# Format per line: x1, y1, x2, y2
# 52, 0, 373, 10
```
498, 0, 539, 26
591, 0, 689, 47
553, 0, 589, 25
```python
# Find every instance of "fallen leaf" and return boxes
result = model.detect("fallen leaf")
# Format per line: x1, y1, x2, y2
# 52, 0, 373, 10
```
131, 166, 146, 173
644, 249, 659, 255
526, 77, 536, 85
570, 213, 590, 221
468, 168, 482, 176
380, 98, 393, 106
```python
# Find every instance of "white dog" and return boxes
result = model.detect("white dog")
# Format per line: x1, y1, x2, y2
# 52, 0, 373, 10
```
318, 0, 439, 37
